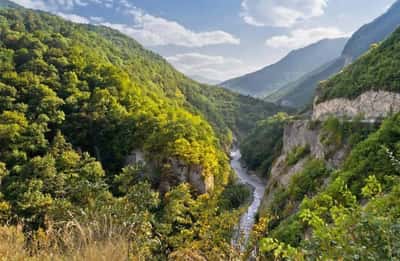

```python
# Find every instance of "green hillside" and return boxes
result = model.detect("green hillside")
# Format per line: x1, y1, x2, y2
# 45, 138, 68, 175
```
317, 26, 400, 103
269, 0, 400, 109
244, 20, 400, 259
221, 38, 347, 97
266, 56, 346, 108
256, 114, 400, 260
0, 7, 288, 259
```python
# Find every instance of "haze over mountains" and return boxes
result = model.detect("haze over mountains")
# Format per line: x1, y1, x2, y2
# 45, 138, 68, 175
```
0, 0, 16, 7
2, 0, 400, 260
221, 0, 400, 109
221, 38, 348, 97
266, 0, 400, 108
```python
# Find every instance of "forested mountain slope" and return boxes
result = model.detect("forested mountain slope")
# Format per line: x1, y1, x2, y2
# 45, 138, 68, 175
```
269, 0, 400, 109
316, 27, 400, 103
0, 0, 17, 7
342, 0, 400, 59
0, 6, 288, 259
249, 24, 400, 260
266, 56, 346, 108
221, 38, 347, 97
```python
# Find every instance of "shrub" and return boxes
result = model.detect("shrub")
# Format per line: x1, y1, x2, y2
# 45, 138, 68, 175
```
286, 145, 310, 166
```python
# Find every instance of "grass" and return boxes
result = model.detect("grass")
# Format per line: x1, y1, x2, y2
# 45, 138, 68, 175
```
0, 216, 141, 261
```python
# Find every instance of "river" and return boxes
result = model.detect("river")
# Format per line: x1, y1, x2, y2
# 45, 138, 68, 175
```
230, 149, 266, 244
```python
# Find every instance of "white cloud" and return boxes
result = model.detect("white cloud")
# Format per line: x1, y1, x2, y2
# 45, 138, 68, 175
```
11, 0, 239, 48
11, 0, 111, 11
90, 16, 105, 23
56, 12, 90, 24
103, 9, 240, 47
241, 0, 328, 27
265, 27, 349, 49
10, 0, 49, 10
167, 53, 257, 81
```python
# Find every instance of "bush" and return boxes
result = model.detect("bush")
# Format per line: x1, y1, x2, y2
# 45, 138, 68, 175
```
286, 145, 310, 166
220, 183, 252, 210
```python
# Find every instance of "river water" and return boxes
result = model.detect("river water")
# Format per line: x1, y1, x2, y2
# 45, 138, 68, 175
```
230, 149, 266, 244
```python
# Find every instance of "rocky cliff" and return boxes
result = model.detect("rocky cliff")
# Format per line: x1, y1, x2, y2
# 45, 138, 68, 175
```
313, 91, 400, 121
126, 150, 214, 194
261, 120, 349, 209
159, 158, 214, 194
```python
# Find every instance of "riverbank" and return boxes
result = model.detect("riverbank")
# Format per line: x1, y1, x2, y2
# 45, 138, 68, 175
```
230, 149, 266, 245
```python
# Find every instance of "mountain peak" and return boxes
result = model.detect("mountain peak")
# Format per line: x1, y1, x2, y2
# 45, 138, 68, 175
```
0, 0, 19, 8
342, 0, 400, 59
220, 37, 347, 97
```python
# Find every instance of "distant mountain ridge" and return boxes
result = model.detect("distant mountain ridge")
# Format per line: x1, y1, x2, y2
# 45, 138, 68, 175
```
266, 56, 346, 108
220, 38, 348, 97
189, 75, 220, 85
342, 0, 400, 60
0, 0, 19, 7
269, 0, 400, 108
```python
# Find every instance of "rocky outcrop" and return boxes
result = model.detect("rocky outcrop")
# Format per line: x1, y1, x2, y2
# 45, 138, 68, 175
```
163, 158, 214, 194
261, 120, 348, 210
125, 150, 146, 165
126, 150, 213, 194
313, 91, 400, 121
282, 120, 347, 167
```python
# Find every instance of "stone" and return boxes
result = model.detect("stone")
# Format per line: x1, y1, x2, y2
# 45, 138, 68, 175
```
125, 149, 145, 165
313, 91, 400, 121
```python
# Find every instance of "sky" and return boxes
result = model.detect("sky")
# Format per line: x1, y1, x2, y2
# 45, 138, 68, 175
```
10, 0, 397, 82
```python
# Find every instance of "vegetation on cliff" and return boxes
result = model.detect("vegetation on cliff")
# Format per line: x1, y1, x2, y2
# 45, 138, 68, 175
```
0, 6, 288, 259
240, 112, 292, 177
255, 113, 400, 260
317, 26, 400, 103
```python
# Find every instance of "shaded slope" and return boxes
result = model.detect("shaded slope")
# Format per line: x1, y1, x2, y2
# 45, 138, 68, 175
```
317, 26, 400, 103
269, 0, 400, 109
221, 38, 347, 97
267, 57, 346, 108
0, 0, 19, 7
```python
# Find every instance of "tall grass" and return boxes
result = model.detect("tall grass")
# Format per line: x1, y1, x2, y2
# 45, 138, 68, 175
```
0, 215, 143, 261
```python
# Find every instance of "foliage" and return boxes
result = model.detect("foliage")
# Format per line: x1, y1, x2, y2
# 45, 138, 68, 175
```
267, 159, 330, 242
241, 112, 292, 176
258, 113, 400, 260
320, 116, 378, 154
286, 145, 310, 166
219, 183, 252, 210
0, 7, 285, 258
317, 26, 400, 103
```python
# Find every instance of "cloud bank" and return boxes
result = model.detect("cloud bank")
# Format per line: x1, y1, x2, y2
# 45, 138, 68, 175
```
265, 27, 348, 49
167, 53, 257, 81
102, 9, 240, 47
241, 0, 328, 27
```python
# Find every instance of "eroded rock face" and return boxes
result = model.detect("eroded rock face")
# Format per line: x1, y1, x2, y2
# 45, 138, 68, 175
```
261, 120, 348, 210
313, 91, 400, 121
126, 150, 213, 194
167, 158, 214, 194
125, 150, 145, 166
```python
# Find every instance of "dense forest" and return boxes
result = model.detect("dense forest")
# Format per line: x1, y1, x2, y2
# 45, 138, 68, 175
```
247, 21, 400, 259
266, 0, 400, 110
253, 114, 400, 260
2, 1, 400, 260
0, 6, 288, 259
317, 27, 400, 103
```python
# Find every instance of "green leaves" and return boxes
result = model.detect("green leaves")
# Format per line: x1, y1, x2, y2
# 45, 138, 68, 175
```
317, 27, 400, 103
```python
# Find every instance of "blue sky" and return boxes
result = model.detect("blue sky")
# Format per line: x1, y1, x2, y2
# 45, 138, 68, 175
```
11, 0, 397, 82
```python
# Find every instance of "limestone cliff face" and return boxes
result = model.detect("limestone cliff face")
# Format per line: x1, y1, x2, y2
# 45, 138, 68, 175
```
261, 120, 348, 209
313, 91, 400, 121
159, 158, 214, 194
261, 88, 400, 216
126, 150, 213, 194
